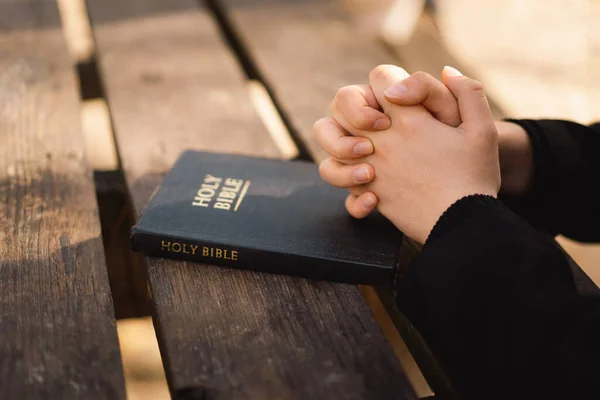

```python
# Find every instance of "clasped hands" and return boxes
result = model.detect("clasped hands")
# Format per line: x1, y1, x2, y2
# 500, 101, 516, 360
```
314, 65, 533, 244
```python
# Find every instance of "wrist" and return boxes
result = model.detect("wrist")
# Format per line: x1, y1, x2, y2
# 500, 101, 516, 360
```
496, 120, 534, 196
426, 194, 501, 244
416, 188, 499, 244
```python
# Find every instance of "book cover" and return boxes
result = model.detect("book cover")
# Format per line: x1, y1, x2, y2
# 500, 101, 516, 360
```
130, 151, 403, 285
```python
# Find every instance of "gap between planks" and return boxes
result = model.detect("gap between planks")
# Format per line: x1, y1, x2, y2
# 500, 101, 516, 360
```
56, 0, 432, 397
57, 0, 117, 171
57, 1, 169, 399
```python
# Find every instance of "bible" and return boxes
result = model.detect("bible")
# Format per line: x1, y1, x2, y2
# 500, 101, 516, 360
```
130, 151, 403, 285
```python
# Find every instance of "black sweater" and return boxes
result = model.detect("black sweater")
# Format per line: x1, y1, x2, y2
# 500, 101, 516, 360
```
396, 120, 600, 400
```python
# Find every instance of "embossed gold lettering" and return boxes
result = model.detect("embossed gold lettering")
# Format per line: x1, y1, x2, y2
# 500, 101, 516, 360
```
219, 190, 236, 199
192, 196, 211, 207
191, 175, 224, 206
225, 178, 243, 192
198, 188, 215, 198
214, 202, 231, 210
205, 174, 222, 184
198, 246, 239, 261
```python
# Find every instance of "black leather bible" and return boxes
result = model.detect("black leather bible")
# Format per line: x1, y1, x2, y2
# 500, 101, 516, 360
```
130, 151, 403, 285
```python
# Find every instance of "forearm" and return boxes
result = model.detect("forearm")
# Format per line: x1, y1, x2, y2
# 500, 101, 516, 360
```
498, 119, 600, 241
396, 195, 600, 400
496, 120, 534, 196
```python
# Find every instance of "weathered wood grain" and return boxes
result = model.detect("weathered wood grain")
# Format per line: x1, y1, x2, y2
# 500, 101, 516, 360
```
0, 1, 126, 398
218, 0, 392, 161
218, 1, 463, 397
86, 0, 416, 398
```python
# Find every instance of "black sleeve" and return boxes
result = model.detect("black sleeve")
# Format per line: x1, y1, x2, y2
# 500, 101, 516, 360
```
396, 195, 600, 400
500, 119, 600, 242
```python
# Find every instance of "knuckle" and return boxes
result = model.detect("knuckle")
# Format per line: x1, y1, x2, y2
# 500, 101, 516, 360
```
369, 64, 389, 81
335, 86, 354, 104
415, 71, 433, 88
329, 99, 337, 116
468, 78, 484, 92
406, 71, 432, 100
313, 117, 328, 136
312, 117, 329, 138
348, 206, 361, 219
318, 159, 331, 179
333, 142, 346, 160
335, 86, 373, 129
345, 200, 353, 215
351, 109, 370, 129
411, 71, 430, 85
319, 158, 346, 187
352, 210, 366, 219
347, 200, 363, 218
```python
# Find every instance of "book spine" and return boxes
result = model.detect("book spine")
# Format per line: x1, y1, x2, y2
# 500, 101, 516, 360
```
130, 230, 394, 286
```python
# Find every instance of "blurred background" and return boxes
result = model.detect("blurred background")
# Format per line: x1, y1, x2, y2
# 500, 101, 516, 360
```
57, 0, 600, 398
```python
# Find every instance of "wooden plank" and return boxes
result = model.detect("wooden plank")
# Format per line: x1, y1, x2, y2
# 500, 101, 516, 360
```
217, 1, 461, 398
0, 1, 126, 398
86, 0, 416, 398
218, 0, 392, 161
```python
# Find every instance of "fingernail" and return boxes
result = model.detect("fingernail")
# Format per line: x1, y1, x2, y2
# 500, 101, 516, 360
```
443, 65, 463, 77
362, 195, 376, 210
384, 82, 408, 99
353, 141, 373, 156
372, 118, 391, 130
353, 167, 371, 183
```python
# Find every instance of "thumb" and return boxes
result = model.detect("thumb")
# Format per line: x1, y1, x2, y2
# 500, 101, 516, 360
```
442, 66, 495, 132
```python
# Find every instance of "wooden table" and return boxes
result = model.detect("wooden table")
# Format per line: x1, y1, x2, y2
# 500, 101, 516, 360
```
0, 0, 457, 398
